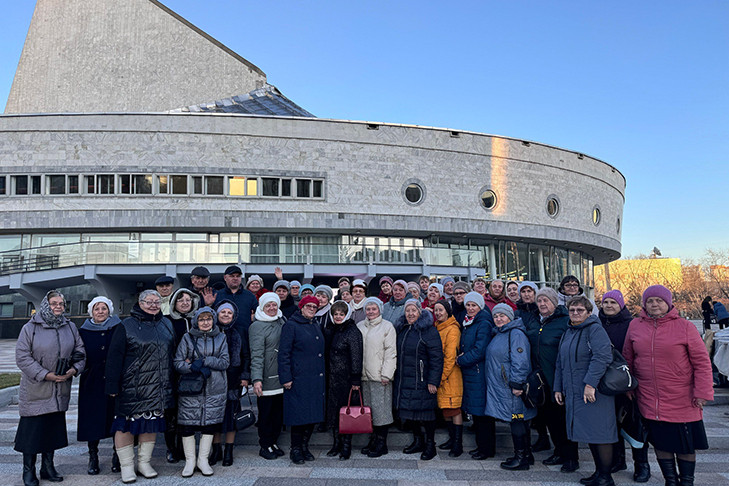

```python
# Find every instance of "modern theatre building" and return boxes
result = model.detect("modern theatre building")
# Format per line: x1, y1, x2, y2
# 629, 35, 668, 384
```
0, 0, 625, 325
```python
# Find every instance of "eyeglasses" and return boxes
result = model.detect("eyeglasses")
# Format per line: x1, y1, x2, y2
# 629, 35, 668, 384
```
564, 283, 580, 288
141, 300, 161, 306
569, 308, 588, 314
453, 291, 467, 296
49, 302, 65, 308
303, 304, 318, 309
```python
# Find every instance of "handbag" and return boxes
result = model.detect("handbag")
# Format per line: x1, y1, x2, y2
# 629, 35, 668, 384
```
617, 398, 647, 449
234, 389, 256, 431
178, 337, 206, 396
598, 346, 638, 396
338, 388, 372, 434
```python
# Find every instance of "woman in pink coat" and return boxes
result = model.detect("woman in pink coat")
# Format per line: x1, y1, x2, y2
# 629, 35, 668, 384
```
623, 285, 713, 486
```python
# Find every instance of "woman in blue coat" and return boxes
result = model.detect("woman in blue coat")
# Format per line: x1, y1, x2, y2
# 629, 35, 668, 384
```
394, 300, 443, 461
278, 295, 326, 465
554, 296, 617, 486
456, 291, 495, 460
486, 304, 537, 471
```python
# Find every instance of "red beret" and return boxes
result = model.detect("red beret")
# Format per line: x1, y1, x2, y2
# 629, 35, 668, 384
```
298, 295, 320, 309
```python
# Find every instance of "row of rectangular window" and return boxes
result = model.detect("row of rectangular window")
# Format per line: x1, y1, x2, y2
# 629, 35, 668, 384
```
0, 174, 324, 198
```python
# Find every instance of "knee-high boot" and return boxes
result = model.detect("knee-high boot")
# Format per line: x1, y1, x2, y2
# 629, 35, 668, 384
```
87, 440, 100, 475
657, 458, 679, 486
676, 459, 695, 486
22, 453, 39, 486
39, 451, 63, 482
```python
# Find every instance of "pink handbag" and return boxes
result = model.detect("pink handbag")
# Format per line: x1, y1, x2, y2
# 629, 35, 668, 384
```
338, 388, 373, 434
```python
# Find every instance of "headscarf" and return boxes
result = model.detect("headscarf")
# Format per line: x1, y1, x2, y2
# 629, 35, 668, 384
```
255, 292, 283, 322
81, 296, 119, 331
39, 290, 66, 328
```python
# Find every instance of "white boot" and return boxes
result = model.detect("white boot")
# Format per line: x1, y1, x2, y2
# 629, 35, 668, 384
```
196, 434, 214, 476
116, 444, 137, 484
181, 436, 197, 478
137, 441, 158, 478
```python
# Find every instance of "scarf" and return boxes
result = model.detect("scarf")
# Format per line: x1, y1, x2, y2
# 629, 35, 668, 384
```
364, 316, 383, 327
462, 314, 475, 327
80, 315, 121, 331
315, 303, 331, 317
352, 298, 365, 311
39, 293, 66, 328
255, 307, 282, 322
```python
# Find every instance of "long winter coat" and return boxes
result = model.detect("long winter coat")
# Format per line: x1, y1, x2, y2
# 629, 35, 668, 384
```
216, 300, 245, 391
105, 305, 176, 416
456, 309, 494, 415
393, 312, 443, 413
598, 306, 633, 353
623, 307, 714, 423
554, 315, 617, 444
16, 313, 86, 417
515, 301, 540, 334
357, 316, 397, 382
249, 315, 286, 395
485, 318, 536, 422
174, 314, 230, 426
526, 305, 570, 391
325, 317, 363, 426
78, 316, 121, 441
436, 316, 463, 409
278, 310, 326, 426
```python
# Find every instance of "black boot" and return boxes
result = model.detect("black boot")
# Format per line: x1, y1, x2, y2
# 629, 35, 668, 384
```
580, 471, 598, 485
438, 422, 455, 450
111, 449, 121, 473
22, 453, 39, 486
657, 458, 679, 486
164, 430, 179, 463
87, 441, 100, 475
403, 424, 425, 454
501, 425, 530, 470
449, 424, 463, 457
368, 426, 389, 458
39, 452, 63, 482
360, 433, 376, 455
302, 426, 315, 461
420, 423, 437, 460
327, 429, 341, 457
532, 434, 551, 452
222, 443, 234, 467
339, 434, 352, 460
611, 440, 627, 473
676, 459, 695, 486
592, 472, 616, 486
208, 442, 223, 466
632, 446, 651, 483
500, 449, 530, 470
290, 446, 305, 465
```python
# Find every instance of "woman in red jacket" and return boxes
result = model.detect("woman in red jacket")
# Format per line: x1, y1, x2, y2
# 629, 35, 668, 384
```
623, 285, 713, 486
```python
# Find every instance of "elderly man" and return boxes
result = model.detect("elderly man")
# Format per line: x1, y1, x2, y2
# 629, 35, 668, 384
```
155, 276, 175, 315
190, 266, 216, 306
483, 279, 517, 311
213, 265, 258, 338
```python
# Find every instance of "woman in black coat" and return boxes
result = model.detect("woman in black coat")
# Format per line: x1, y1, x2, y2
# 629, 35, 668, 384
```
324, 301, 363, 460
278, 295, 326, 465
394, 299, 444, 461
598, 290, 650, 483
78, 296, 122, 475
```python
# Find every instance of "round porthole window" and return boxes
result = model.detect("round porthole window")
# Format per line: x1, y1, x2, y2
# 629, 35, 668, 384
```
479, 189, 497, 211
546, 196, 560, 218
592, 206, 601, 226
402, 178, 426, 206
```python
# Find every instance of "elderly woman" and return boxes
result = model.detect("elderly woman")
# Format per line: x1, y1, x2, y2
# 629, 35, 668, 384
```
486, 303, 536, 470
472, 277, 488, 298
485, 279, 517, 311
378, 276, 394, 304
394, 299, 443, 461
246, 274, 268, 300
314, 285, 334, 331
624, 285, 713, 486
299, 283, 315, 298
382, 279, 411, 324
164, 287, 199, 463
557, 275, 597, 316
278, 295, 326, 464
554, 296, 616, 486
325, 301, 363, 460
527, 287, 579, 472
433, 300, 464, 457
290, 280, 302, 304
106, 289, 176, 483
456, 291, 495, 460
407, 281, 422, 302
78, 296, 122, 475
350, 279, 369, 323
598, 290, 650, 482
175, 307, 230, 477
357, 297, 397, 457
441, 276, 455, 302
506, 281, 520, 305
274, 280, 298, 319
209, 300, 246, 467
16, 290, 85, 486
249, 293, 287, 460
338, 286, 353, 303
422, 282, 444, 312
451, 281, 470, 323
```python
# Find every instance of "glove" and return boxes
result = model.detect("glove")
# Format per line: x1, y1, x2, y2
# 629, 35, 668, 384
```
200, 366, 212, 379
190, 359, 204, 372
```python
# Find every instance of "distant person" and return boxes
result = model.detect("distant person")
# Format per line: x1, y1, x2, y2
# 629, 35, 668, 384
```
273, 280, 297, 319
701, 296, 713, 330
484, 279, 517, 311
713, 300, 729, 330
299, 283, 315, 298
472, 277, 488, 298
451, 281, 470, 323
213, 265, 258, 338
246, 274, 269, 300
290, 280, 302, 304
407, 281, 422, 302
419, 275, 431, 297
155, 276, 175, 315
350, 279, 368, 323
556, 275, 597, 316
505, 281, 520, 304
441, 276, 455, 302
190, 266, 216, 306
338, 286, 353, 304
378, 276, 394, 304
382, 279, 411, 324
337, 276, 352, 292
422, 282, 445, 312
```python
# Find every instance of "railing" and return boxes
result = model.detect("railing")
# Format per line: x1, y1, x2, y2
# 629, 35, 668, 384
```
0, 241, 487, 276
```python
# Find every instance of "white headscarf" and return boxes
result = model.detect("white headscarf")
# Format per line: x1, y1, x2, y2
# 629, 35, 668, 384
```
254, 292, 282, 322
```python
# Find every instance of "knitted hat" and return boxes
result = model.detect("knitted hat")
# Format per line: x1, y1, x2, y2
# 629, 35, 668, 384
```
88, 296, 114, 317
300, 284, 315, 294
273, 280, 290, 291
392, 279, 408, 290
602, 289, 625, 309
433, 299, 453, 317
407, 281, 420, 292
492, 303, 515, 321
428, 283, 444, 296
441, 277, 455, 287
379, 276, 394, 287
298, 295, 320, 309
215, 302, 235, 316
246, 274, 263, 287
338, 276, 351, 286
642, 285, 673, 308
290, 280, 302, 288
404, 299, 422, 313
453, 281, 471, 293
363, 297, 384, 314
259, 292, 281, 310
352, 279, 368, 291
314, 285, 333, 301
193, 306, 217, 327
536, 287, 559, 307
464, 291, 485, 310
518, 281, 538, 294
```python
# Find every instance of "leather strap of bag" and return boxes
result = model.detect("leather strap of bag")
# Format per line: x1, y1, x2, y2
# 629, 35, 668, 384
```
346, 387, 365, 414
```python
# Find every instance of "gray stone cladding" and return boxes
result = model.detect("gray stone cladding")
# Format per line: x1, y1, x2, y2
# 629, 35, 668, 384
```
0, 113, 625, 264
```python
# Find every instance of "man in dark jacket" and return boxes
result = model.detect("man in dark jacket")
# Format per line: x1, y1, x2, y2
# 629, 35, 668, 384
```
213, 266, 258, 339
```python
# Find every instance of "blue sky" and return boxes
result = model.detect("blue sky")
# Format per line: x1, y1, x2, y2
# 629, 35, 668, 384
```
1, 1, 727, 261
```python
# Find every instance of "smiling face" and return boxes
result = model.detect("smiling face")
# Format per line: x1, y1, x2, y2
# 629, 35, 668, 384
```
301, 302, 318, 319
465, 301, 481, 317
506, 283, 519, 302
248, 280, 262, 293
275, 287, 289, 300
315, 291, 330, 307
520, 286, 536, 304
365, 303, 380, 320
601, 297, 621, 316
175, 293, 193, 314
197, 313, 214, 332
473, 280, 486, 294
92, 302, 109, 323
427, 286, 440, 303
408, 286, 420, 300
443, 281, 454, 295
380, 282, 392, 294
352, 286, 366, 303
562, 279, 580, 296
139, 295, 160, 315
332, 309, 347, 325
48, 296, 65, 316
433, 303, 447, 323
404, 305, 420, 324
392, 284, 406, 301
218, 307, 234, 325
264, 301, 279, 317
419, 278, 430, 292
290, 285, 300, 297
493, 312, 511, 328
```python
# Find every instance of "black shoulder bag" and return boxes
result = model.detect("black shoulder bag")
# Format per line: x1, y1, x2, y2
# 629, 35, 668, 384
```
522, 328, 547, 408
178, 337, 206, 396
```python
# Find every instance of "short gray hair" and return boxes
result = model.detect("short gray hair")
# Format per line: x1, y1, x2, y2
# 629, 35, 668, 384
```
139, 289, 161, 303
566, 295, 593, 313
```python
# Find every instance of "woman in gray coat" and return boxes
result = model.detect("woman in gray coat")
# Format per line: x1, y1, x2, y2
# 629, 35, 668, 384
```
554, 296, 617, 486
15, 290, 86, 486
485, 304, 536, 471
174, 307, 230, 477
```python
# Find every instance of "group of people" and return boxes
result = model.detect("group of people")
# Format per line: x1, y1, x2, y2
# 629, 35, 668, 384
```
13, 269, 713, 486
702, 295, 729, 330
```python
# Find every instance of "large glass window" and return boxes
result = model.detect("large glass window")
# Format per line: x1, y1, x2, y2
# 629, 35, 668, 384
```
46, 175, 65, 195
505, 242, 528, 281
528, 245, 551, 284
569, 250, 581, 281
554, 247, 568, 283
